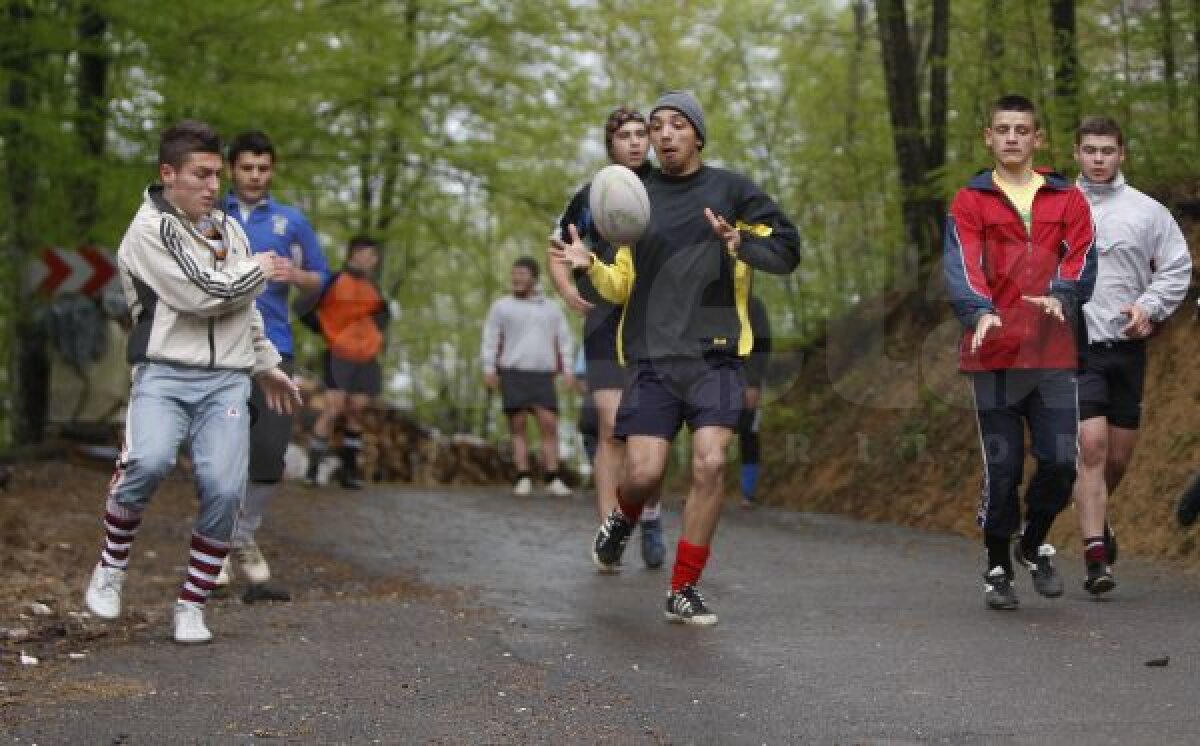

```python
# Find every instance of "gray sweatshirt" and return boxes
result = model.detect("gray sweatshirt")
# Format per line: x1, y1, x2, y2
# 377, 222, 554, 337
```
1078, 173, 1192, 343
481, 292, 573, 374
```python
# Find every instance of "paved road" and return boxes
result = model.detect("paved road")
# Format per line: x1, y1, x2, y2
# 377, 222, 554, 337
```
6, 485, 1200, 744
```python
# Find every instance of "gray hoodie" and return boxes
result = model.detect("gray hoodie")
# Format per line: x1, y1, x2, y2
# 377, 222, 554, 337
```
481, 292, 573, 374
1078, 173, 1192, 343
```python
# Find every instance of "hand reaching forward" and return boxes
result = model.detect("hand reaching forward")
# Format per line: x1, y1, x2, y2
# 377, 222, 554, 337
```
705, 208, 741, 255
550, 225, 594, 271
972, 313, 1003, 355
255, 367, 302, 415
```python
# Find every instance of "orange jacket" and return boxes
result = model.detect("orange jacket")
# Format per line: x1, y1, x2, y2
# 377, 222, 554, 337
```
317, 269, 387, 363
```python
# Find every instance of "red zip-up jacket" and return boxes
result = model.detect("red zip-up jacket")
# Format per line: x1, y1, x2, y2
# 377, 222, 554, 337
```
943, 168, 1097, 372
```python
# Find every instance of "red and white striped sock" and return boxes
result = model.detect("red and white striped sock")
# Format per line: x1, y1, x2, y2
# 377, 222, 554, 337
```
178, 533, 230, 605
100, 498, 143, 570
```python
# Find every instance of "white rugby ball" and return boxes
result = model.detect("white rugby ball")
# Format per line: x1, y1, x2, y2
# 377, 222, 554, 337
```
589, 164, 650, 246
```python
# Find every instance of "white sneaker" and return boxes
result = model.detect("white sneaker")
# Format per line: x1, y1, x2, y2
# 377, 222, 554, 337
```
546, 477, 572, 498
513, 476, 533, 497
215, 558, 232, 588
173, 601, 212, 644
233, 541, 270, 584
84, 563, 125, 620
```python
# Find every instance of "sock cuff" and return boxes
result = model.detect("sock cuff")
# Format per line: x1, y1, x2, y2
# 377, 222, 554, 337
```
676, 539, 710, 564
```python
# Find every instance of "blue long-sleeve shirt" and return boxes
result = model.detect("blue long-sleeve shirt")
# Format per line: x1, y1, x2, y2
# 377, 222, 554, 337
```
223, 193, 330, 357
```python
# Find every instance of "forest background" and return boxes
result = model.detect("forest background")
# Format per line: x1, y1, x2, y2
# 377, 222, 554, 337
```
2, 0, 1198, 471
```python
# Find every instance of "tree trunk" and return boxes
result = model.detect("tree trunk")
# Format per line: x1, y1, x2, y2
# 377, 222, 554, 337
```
3, 0, 48, 444
1050, 0, 1080, 162
73, 3, 108, 242
874, 0, 942, 303
1159, 0, 1179, 136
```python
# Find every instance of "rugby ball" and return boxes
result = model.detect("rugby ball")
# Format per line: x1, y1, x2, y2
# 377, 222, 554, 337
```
589, 164, 650, 246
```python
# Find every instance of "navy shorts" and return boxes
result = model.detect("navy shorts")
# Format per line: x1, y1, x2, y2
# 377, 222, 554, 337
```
1078, 340, 1146, 429
614, 354, 745, 440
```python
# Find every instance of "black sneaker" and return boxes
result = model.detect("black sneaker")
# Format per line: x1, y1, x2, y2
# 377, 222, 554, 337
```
592, 509, 633, 573
984, 566, 1018, 610
1178, 473, 1200, 527
665, 585, 718, 626
1104, 522, 1119, 565
1084, 561, 1116, 595
1014, 542, 1064, 598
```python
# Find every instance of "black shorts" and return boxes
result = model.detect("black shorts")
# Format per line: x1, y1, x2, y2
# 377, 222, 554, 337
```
614, 354, 745, 440
583, 310, 626, 392
324, 352, 382, 396
1078, 340, 1147, 429
498, 369, 558, 415
249, 359, 294, 483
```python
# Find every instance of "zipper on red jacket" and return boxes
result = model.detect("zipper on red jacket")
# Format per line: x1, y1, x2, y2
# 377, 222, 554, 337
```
991, 177, 1043, 257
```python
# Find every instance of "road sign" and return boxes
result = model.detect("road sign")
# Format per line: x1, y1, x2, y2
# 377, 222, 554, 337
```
27, 245, 118, 297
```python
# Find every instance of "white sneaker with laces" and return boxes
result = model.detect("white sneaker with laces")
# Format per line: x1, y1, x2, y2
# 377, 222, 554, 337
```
173, 601, 213, 644
234, 541, 270, 584
84, 563, 125, 620
215, 557, 232, 588
513, 476, 533, 496
545, 477, 572, 498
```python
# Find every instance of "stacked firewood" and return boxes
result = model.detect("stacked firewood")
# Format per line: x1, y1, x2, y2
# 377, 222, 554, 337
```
299, 391, 515, 487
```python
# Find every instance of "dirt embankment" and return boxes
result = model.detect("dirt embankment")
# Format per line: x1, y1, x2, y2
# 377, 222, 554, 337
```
762, 213, 1200, 565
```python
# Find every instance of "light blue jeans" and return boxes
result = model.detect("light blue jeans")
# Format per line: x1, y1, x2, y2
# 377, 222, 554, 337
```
110, 363, 252, 541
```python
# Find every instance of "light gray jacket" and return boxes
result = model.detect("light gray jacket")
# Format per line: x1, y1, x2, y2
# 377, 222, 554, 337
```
1078, 174, 1192, 342
119, 186, 281, 374
481, 292, 573, 374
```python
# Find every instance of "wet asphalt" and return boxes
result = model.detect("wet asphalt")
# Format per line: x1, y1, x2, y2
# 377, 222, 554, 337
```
6, 484, 1200, 745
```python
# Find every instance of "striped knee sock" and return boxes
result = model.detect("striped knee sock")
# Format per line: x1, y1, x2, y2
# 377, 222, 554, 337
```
178, 533, 230, 605
100, 498, 143, 570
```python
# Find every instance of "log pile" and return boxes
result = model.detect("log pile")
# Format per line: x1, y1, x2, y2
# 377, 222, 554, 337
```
299, 392, 517, 487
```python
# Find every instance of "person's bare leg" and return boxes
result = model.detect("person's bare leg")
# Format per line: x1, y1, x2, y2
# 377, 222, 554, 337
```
1074, 417, 1109, 540
680, 426, 734, 547
509, 411, 530, 473
1105, 426, 1139, 495
621, 435, 671, 511
305, 390, 345, 484
591, 389, 624, 521
533, 406, 560, 473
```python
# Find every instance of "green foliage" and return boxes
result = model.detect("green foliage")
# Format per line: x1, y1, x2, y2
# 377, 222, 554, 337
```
1, 0, 1198, 443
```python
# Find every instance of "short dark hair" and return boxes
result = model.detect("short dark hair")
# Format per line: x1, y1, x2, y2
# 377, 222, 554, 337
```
989, 94, 1041, 129
158, 120, 222, 169
347, 234, 379, 256
604, 106, 646, 157
227, 130, 275, 165
1076, 116, 1124, 146
513, 256, 539, 278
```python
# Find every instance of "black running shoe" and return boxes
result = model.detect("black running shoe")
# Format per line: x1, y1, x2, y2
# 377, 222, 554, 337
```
665, 585, 718, 626
592, 509, 633, 572
1014, 542, 1064, 598
1084, 561, 1116, 595
1180, 474, 1200, 527
984, 566, 1018, 610
1104, 522, 1119, 565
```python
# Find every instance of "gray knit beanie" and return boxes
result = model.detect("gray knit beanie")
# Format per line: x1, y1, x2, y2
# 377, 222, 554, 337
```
650, 90, 706, 149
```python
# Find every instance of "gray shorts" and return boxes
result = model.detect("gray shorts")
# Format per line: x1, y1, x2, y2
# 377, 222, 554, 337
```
499, 369, 557, 414
324, 352, 382, 396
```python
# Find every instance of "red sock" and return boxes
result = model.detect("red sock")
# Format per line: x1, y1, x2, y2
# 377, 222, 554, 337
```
616, 490, 644, 525
671, 540, 711, 592
179, 533, 230, 605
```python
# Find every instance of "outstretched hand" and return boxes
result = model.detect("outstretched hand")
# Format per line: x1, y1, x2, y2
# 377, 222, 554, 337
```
1022, 295, 1065, 323
549, 225, 593, 271
255, 367, 302, 415
705, 208, 740, 255
971, 313, 1003, 355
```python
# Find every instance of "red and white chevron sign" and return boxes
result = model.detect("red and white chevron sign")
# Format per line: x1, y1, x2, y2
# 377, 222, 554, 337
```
26, 245, 118, 297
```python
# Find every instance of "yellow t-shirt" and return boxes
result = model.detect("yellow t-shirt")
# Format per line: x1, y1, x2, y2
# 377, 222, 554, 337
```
993, 170, 1044, 235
